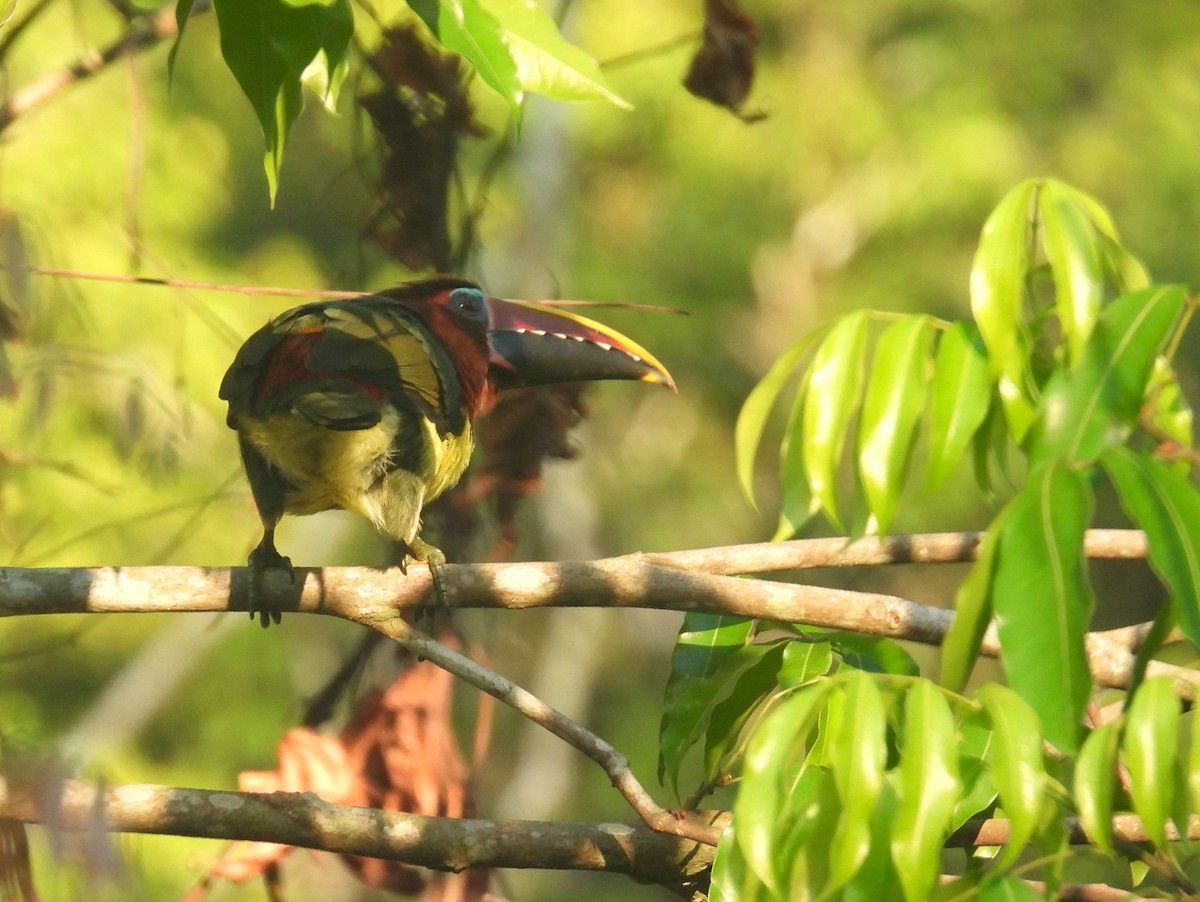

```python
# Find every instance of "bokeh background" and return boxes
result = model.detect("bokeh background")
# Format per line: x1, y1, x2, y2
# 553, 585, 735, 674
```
3, 0, 1200, 898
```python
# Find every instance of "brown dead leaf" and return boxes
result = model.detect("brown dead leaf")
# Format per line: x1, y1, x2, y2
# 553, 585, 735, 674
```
359, 25, 486, 273
211, 637, 492, 899
0, 820, 36, 902
684, 0, 765, 121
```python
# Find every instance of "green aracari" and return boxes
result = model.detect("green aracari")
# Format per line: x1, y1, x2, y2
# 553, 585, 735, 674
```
220, 277, 674, 625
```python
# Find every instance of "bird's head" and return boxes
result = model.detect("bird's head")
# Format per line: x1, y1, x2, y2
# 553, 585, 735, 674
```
384, 277, 675, 415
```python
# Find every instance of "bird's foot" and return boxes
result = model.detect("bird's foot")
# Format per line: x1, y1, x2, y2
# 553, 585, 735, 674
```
405, 538, 449, 608
248, 541, 293, 628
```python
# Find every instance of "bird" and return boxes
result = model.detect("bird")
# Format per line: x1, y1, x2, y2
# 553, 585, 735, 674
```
219, 276, 674, 625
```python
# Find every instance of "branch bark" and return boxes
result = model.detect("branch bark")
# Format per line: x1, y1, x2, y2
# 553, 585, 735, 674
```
0, 779, 720, 889
0, 529, 1189, 699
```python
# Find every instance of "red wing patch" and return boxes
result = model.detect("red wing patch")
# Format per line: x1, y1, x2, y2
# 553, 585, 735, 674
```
255, 331, 385, 405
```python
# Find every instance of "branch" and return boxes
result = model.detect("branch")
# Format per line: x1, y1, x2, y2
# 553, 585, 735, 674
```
0, 529, 1189, 698
0, 779, 719, 889
0, 4, 182, 133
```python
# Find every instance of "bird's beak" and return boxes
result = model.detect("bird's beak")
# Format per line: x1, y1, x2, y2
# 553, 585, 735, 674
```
485, 297, 676, 392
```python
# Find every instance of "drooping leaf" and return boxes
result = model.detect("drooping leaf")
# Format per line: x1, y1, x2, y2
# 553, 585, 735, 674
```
950, 706, 998, 830
993, 460, 1094, 753
1038, 180, 1104, 362
927, 322, 994, 490
211, 0, 354, 202
1122, 676, 1180, 850
780, 766, 839, 898
826, 671, 887, 894
940, 512, 1006, 694
168, 0, 199, 80
1074, 720, 1121, 855
857, 315, 934, 534
702, 641, 788, 783
773, 365, 818, 540
1032, 285, 1185, 466
977, 683, 1047, 870
659, 614, 753, 795
735, 683, 830, 892
709, 822, 767, 902
486, 0, 630, 107
436, 0, 522, 113
735, 330, 823, 507
970, 180, 1038, 441
802, 311, 871, 529
1103, 446, 1200, 649
891, 682, 961, 902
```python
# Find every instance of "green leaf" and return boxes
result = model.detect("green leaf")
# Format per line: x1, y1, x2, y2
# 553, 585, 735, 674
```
736, 684, 831, 892
1103, 446, 1200, 649
773, 366, 819, 540
891, 682, 961, 902
780, 767, 840, 898
802, 311, 871, 529
993, 460, 1094, 753
927, 322, 994, 490
940, 513, 1006, 693
950, 707, 998, 830
486, 0, 630, 107
857, 315, 934, 534
735, 331, 821, 508
1032, 285, 1185, 465
1190, 705, 1200, 822
977, 683, 1047, 870
779, 639, 834, 689
658, 615, 753, 795
977, 875, 1046, 901
709, 823, 767, 902
1074, 720, 1121, 855
826, 671, 888, 893
437, 0, 522, 113
1122, 676, 1180, 850
168, 0, 198, 81
970, 179, 1038, 441
1144, 359, 1195, 469
1038, 180, 1104, 362
211, 0, 354, 203
702, 641, 788, 783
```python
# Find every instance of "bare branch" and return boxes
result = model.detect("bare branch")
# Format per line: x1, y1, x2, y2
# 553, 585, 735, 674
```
0, 5, 181, 133
0, 779, 719, 889
0, 527, 1190, 702
368, 620, 722, 847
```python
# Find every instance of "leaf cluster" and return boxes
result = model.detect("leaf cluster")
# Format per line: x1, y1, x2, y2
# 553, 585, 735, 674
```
683, 179, 1200, 897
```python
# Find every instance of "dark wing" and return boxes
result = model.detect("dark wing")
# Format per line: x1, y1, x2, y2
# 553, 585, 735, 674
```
219, 296, 466, 435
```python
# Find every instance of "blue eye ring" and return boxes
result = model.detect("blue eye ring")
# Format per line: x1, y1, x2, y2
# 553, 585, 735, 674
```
448, 287, 488, 322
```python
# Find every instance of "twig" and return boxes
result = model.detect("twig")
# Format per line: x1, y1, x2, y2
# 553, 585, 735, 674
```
0, 779, 720, 888
369, 619, 722, 846
4, 266, 367, 300
0, 5, 180, 132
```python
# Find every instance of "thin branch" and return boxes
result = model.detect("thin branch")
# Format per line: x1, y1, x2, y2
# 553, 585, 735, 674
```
368, 619, 721, 847
5, 266, 368, 300
0, 5, 181, 132
0, 779, 720, 889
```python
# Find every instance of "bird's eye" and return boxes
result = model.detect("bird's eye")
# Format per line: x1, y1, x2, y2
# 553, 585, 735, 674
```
448, 288, 488, 322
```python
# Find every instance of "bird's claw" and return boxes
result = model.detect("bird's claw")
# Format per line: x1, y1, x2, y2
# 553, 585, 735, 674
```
405, 538, 449, 608
247, 543, 293, 628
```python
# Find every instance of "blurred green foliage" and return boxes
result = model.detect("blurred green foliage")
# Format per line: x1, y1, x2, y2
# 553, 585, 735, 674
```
3, 0, 1200, 899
